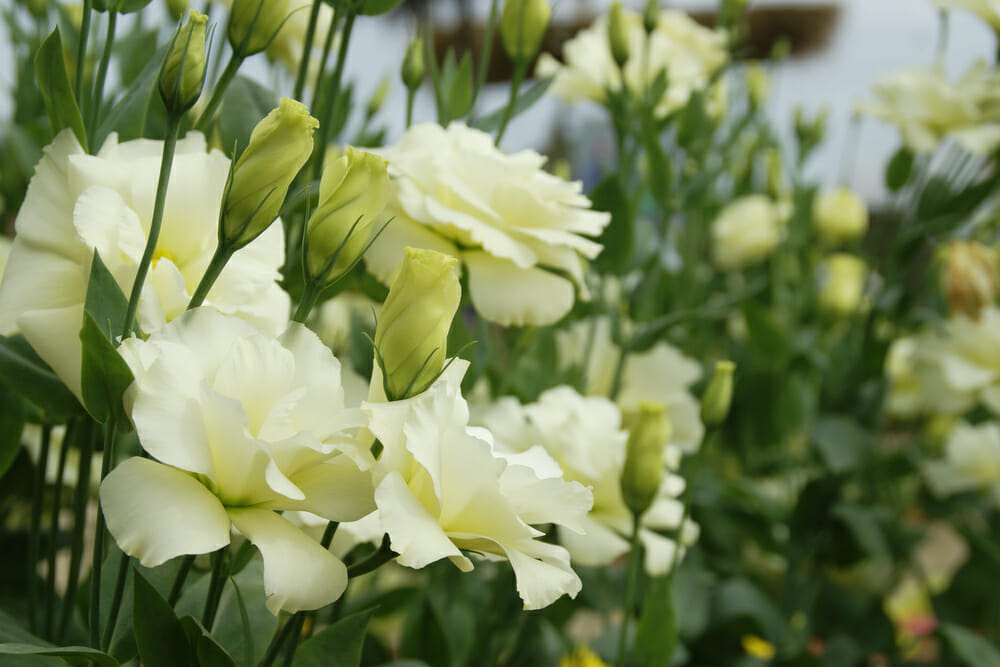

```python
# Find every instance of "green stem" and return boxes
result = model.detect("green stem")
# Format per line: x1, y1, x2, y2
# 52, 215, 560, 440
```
59, 420, 96, 640
310, 9, 341, 113
188, 243, 234, 309
44, 422, 73, 638
75, 0, 93, 106
193, 53, 245, 133
28, 424, 53, 634
168, 555, 196, 606
89, 422, 117, 649
292, 280, 321, 323
405, 87, 415, 128
293, 0, 322, 101
202, 547, 228, 630
494, 59, 526, 146
260, 614, 300, 667
121, 114, 181, 337
321, 521, 339, 549
311, 7, 357, 182
472, 0, 500, 101
89, 11, 117, 136
101, 551, 129, 650
617, 512, 642, 667
280, 615, 307, 667
347, 535, 394, 578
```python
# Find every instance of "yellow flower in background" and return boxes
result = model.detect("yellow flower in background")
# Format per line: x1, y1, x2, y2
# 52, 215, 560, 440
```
812, 188, 868, 244
536, 7, 728, 118
742, 634, 776, 661
939, 241, 999, 319
560, 646, 610, 667
817, 253, 867, 317
711, 194, 791, 271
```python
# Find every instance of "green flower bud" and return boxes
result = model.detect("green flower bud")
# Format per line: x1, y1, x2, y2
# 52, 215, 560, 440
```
701, 360, 735, 426
621, 402, 672, 517
817, 253, 867, 317
746, 62, 769, 109
401, 35, 425, 91
366, 76, 392, 118
812, 188, 868, 244
159, 10, 208, 114
500, 0, 551, 63
643, 0, 658, 35
304, 147, 390, 285
228, 0, 290, 57
166, 0, 188, 21
222, 97, 318, 248
374, 248, 461, 400
608, 2, 630, 69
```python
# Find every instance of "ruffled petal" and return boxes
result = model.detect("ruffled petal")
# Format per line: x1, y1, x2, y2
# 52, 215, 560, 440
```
374, 471, 467, 570
464, 251, 575, 326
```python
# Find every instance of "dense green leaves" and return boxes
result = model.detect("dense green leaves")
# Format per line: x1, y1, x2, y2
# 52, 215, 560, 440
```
292, 607, 376, 667
133, 568, 191, 667
474, 77, 554, 133
0, 644, 117, 666
634, 576, 677, 667
0, 335, 81, 419
941, 624, 1000, 667
34, 28, 87, 149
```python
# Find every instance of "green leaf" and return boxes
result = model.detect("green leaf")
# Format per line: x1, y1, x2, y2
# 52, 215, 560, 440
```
447, 52, 474, 122
93, 44, 165, 148
177, 617, 237, 667
0, 385, 25, 480
0, 335, 81, 419
742, 302, 790, 367
292, 607, 377, 667
218, 76, 278, 160
590, 174, 632, 274
831, 502, 890, 562
34, 28, 88, 150
360, 0, 404, 15
133, 568, 194, 667
0, 609, 49, 645
713, 578, 785, 645
811, 416, 868, 474
84, 251, 139, 341
885, 147, 914, 192
0, 644, 118, 667
79, 314, 134, 425
941, 624, 1000, 667
473, 77, 554, 133
634, 576, 677, 667
114, 0, 155, 13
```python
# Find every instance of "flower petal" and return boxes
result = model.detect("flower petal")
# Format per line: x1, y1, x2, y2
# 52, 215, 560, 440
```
464, 251, 574, 327
374, 471, 467, 570
100, 457, 231, 567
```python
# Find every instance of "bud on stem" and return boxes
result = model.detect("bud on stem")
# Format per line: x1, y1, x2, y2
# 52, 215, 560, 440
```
159, 10, 209, 114
621, 402, 671, 517
701, 360, 735, 426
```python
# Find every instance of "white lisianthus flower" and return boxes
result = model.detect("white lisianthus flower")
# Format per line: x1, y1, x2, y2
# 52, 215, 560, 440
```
711, 194, 792, 271
535, 8, 728, 118
857, 62, 1000, 155
476, 386, 698, 576
362, 359, 593, 610
0, 235, 11, 281
924, 421, 1000, 506
932, 0, 1000, 31
556, 316, 704, 453
364, 122, 611, 327
0, 130, 290, 403
100, 308, 375, 614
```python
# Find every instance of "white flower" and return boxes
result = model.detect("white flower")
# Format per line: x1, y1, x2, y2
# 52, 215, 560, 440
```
476, 386, 698, 576
316, 291, 379, 356
857, 62, 1000, 155
364, 122, 611, 327
924, 421, 1000, 506
535, 8, 728, 118
711, 194, 791, 271
0, 235, 11, 281
100, 308, 375, 614
0, 130, 290, 402
557, 315, 704, 453
362, 360, 592, 610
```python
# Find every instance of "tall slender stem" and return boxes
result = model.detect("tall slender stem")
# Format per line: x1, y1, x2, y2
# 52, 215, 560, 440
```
188, 243, 234, 309
494, 60, 526, 146
617, 512, 643, 667
310, 10, 341, 113
405, 88, 415, 128
44, 422, 73, 638
28, 424, 53, 634
168, 555, 196, 606
75, 0, 93, 106
60, 420, 96, 640
202, 547, 229, 630
89, 422, 117, 648
293, 1, 322, 101
89, 11, 117, 136
102, 551, 129, 650
311, 7, 357, 181
193, 54, 245, 133
472, 0, 500, 102
292, 280, 321, 323
122, 114, 182, 337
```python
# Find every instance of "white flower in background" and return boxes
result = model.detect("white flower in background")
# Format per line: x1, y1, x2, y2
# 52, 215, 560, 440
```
476, 386, 698, 576
363, 360, 592, 610
536, 8, 728, 118
557, 316, 704, 453
100, 308, 375, 614
857, 61, 1000, 155
0, 235, 11, 280
0, 130, 289, 402
711, 194, 791, 271
932, 0, 1000, 31
924, 421, 1000, 506
316, 291, 379, 356
365, 122, 611, 327
266, 0, 335, 77
816, 253, 867, 317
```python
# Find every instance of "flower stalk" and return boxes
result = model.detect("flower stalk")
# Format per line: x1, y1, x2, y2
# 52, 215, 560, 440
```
88, 10, 117, 136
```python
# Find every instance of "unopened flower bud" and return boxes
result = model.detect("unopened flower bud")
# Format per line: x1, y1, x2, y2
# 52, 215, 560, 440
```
746, 62, 769, 109
366, 77, 392, 118
643, 0, 658, 34
222, 97, 317, 248
621, 402, 671, 517
764, 147, 787, 199
228, 0, 290, 57
500, 0, 551, 63
608, 2, 630, 69
166, 0, 188, 21
817, 253, 866, 317
813, 188, 868, 244
304, 147, 390, 285
401, 35, 425, 91
940, 241, 998, 319
374, 248, 461, 400
159, 10, 208, 114
701, 360, 735, 426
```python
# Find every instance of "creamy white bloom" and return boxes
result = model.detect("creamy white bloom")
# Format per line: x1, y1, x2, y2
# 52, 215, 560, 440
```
0, 235, 11, 281
476, 386, 698, 576
857, 62, 1000, 155
932, 0, 1000, 31
557, 315, 704, 453
362, 360, 592, 610
0, 130, 289, 402
924, 421, 1000, 506
100, 308, 375, 614
711, 194, 791, 271
365, 122, 611, 327
536, 8, 728, 118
